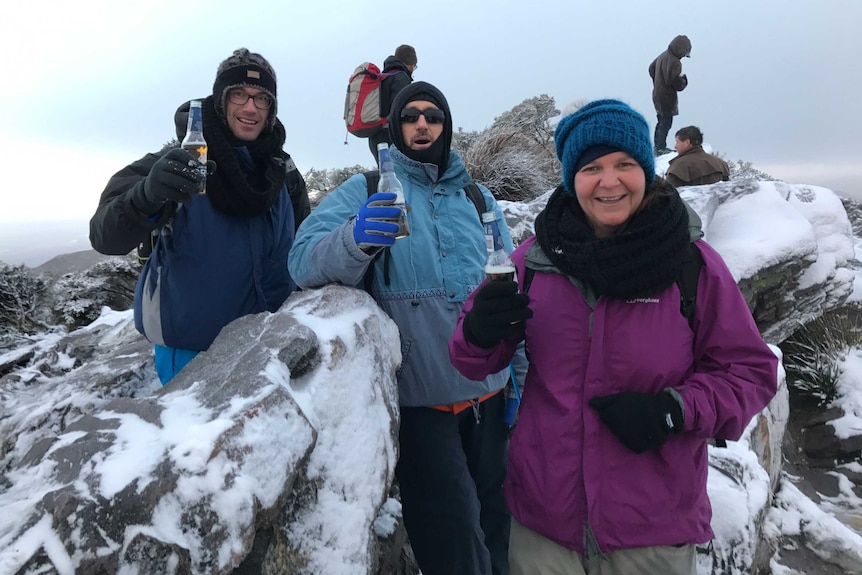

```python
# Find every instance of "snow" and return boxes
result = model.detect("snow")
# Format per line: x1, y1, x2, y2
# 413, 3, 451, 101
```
3, 174, 862, 573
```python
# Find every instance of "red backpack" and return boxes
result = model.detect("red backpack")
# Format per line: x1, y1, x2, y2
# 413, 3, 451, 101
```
343, 62, 400, 138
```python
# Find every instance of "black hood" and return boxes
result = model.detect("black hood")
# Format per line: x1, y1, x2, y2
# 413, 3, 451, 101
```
387, 81, 453, 173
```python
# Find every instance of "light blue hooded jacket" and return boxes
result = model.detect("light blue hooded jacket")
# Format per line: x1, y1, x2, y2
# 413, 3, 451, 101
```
289, 147, 513, 407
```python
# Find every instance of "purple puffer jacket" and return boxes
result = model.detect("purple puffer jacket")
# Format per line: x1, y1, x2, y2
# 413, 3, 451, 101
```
449, 236, 778, 553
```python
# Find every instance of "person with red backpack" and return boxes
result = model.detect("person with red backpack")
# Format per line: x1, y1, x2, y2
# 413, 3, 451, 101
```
367, 44, 417, 162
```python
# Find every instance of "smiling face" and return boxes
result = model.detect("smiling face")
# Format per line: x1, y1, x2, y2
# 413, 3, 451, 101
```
573, 151, 647, 238
400, 101, 444, 150
224, 87, 270, 141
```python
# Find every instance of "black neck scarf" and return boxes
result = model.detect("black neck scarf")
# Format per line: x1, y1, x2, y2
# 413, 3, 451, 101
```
534, 181, 691, 300
201, 96, 285, 217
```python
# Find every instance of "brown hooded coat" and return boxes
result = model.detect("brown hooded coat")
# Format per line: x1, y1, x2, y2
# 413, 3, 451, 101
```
666, 145, 730, 187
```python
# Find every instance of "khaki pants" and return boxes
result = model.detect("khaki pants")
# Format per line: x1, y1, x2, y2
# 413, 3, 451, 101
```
509, 518, 696, 575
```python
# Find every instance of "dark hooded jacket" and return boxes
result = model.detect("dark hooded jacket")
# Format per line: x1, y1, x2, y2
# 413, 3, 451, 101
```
649, 35, 691, 116
379, 55, 413, 119
666, 145, 730, 187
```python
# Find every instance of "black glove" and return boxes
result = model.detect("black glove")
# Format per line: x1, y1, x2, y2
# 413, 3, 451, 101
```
132, 148, 205, 214
462, 280, 532, 348
589, 391, 683, 454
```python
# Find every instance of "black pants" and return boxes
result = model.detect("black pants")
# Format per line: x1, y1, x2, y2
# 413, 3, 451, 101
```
368, 129, 391, 165
654, 113, 674, 152
397, 392, 510, 575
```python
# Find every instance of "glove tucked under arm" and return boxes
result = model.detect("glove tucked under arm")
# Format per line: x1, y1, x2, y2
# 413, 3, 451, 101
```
131, 148, 205, 215
462, 280, 532, 348
589, 390, 683, 454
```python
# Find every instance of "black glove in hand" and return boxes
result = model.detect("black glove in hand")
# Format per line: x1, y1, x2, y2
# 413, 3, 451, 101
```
463, 280, 532, 348
589, 391, 683, 454
132, 148, 205, 214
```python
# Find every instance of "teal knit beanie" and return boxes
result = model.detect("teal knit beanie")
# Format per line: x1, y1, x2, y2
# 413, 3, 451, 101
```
554, 99, 655, 194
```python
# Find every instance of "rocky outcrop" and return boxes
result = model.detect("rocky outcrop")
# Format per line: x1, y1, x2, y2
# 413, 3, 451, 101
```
0, 286, 404, 575
2, 180, 859, 574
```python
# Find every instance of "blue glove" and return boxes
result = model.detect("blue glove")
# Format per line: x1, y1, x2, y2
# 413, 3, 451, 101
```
354, 192, 401, 250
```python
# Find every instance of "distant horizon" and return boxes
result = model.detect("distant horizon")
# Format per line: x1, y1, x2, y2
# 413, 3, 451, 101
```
0, 219, 92, 268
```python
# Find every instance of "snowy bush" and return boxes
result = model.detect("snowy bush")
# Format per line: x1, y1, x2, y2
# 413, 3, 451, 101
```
304, 164, 369, 207
727, 158, 775, 182
0, 264, 49, 335
454, 94, 561, 202
781, 306, 862, 405
50, 256, 139, 328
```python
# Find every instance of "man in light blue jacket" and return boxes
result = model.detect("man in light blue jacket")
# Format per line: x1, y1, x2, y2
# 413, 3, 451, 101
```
289, 81, 512, 575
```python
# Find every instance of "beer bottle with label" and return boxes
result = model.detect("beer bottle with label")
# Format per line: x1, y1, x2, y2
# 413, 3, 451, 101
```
181, 100, 208, 193
376, 142, 409, 238
482, 211, 515, 281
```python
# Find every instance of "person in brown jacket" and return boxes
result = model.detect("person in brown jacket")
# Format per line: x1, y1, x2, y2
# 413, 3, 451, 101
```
649, 35, 691, 154
665, 126, 730, 187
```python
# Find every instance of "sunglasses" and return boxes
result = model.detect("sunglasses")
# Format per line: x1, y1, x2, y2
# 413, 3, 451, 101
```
400, 108, 446, 124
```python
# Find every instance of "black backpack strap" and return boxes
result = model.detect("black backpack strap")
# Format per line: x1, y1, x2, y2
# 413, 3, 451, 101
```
677, 243, 726, 447
677, 242, 703, 330
521, 267, 536, 294
364, 169, 380, 191
463, 182, 487, 219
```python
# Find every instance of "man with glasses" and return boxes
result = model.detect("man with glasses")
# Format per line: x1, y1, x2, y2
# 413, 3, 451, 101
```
368, 44, 418, 164
89, 47, 310, 385
289, 81, 513, 575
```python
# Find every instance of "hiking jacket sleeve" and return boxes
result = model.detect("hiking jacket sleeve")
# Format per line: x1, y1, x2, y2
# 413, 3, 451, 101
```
89, 151, 176, 255
664, 170, 686, 188
288, 173, 376, 289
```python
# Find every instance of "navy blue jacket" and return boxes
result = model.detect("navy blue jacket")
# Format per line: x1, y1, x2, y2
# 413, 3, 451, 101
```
91, 145, 309, 351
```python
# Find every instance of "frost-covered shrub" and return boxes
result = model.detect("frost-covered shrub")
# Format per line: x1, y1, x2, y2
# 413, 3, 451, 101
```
305, 164, 369, 207
50, 256, 139, 328
0, 264, 49, 335
726, 158, 775, 182
781, 306, 862, 405
454, 94, 561, 202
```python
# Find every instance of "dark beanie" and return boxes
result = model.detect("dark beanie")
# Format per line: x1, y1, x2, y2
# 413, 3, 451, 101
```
388, 81, 452, 173
212, 48, 278, 128
554, 99, 655, 194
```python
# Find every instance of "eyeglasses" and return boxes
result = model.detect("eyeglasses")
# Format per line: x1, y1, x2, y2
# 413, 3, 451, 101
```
400, 108, 445, 124
227, 89, 273, 110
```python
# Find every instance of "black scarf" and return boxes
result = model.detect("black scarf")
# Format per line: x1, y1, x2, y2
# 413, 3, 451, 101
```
200, 96, 285, 217
534, 182, 691, 299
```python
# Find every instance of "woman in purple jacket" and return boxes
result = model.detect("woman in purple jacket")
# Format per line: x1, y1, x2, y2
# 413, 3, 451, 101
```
448, 99, 778, 575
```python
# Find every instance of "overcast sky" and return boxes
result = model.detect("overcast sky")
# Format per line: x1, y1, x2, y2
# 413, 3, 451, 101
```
1, 0, 860, 224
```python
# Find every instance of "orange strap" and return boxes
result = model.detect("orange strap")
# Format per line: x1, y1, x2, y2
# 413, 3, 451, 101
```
429, 389, 502, 414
